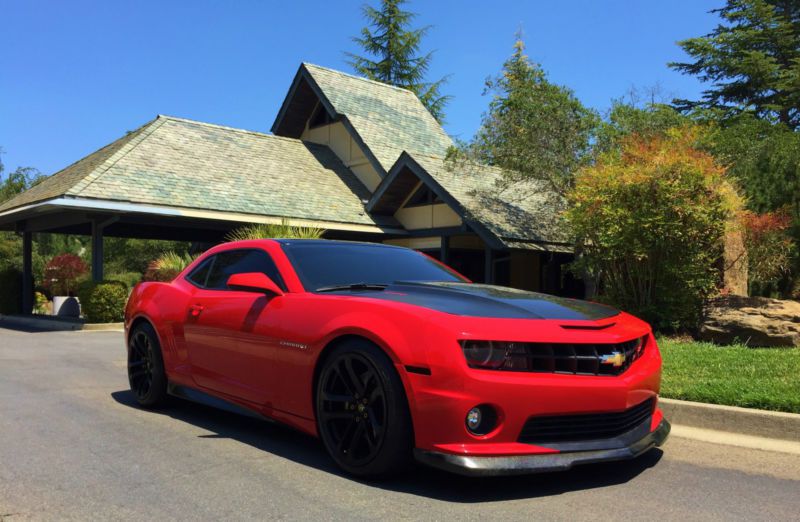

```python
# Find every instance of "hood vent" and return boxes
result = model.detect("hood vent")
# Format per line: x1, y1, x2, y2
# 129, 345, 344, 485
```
560, 323, 616, 331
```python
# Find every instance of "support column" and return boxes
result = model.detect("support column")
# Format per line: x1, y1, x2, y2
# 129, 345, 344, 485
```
91, 221, 104, 282
22, 231, 33, 314
440, 235, 450, 265
484, 247, 494, 284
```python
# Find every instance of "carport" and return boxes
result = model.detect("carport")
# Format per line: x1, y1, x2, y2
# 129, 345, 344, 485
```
0, 115, 405, 313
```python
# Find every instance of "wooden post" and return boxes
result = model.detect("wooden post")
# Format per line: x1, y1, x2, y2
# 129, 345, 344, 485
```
440, 235, 450, 265
484, 247, 494, 284
91, 221, 104, 282
22, 231, 33, 314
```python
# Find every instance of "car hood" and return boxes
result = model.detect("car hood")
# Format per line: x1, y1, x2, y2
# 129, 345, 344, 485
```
343, 281, 619, 321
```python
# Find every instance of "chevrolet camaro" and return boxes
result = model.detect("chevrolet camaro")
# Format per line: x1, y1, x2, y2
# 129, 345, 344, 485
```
124, 239, 670, 477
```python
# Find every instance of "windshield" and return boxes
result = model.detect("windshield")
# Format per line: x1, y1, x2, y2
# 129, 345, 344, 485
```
280, 242, 468, 291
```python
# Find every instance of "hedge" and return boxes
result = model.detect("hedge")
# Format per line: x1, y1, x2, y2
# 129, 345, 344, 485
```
77, 280, 129, 323
0, 267, 22, 314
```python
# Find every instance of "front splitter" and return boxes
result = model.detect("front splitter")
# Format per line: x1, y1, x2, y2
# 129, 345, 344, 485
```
414, 419, 671, 477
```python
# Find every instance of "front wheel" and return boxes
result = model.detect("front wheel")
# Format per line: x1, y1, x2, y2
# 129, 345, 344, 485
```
128, 322, 168, 408
316, 339, 413, 478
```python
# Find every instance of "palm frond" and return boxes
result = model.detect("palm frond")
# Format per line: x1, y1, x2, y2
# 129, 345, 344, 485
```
225, 219, 325, 242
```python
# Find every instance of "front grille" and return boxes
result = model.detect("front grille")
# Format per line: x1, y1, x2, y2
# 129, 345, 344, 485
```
507, 337, 646, 376
518, 398, 655, 444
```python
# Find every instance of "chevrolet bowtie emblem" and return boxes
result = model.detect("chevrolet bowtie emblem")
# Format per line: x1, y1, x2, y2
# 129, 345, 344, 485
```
600, 351, 626, 367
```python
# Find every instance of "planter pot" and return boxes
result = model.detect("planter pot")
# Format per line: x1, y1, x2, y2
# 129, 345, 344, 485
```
52, 296, 81, 318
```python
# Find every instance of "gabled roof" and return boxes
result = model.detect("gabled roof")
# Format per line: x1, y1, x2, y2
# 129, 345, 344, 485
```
0, 116, 399, 231
272, 63, 453, 174
369, 152, 572, 252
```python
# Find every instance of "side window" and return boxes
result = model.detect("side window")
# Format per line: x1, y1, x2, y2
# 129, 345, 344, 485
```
186, 257, 214, 288
204, 249, 286, 291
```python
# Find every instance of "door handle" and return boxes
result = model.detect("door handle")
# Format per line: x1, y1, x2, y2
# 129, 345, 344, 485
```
189, 304, 204, 317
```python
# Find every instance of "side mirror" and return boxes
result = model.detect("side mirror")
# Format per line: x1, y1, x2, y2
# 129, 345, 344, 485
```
226, 272, 284, 296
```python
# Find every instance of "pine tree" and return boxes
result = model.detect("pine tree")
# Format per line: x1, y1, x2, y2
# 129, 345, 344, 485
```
670, 0, 800, 129
346, 0, 450, 122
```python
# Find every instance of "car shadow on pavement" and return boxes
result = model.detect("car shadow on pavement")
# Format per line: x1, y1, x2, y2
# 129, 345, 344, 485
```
0, 322, 69, 333
111, 389, 663, 502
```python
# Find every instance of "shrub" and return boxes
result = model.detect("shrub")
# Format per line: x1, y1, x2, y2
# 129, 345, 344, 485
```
78, 280, 128, 323
43, 253, 88, 296
107, 271, 143, 290
0, 267, 22, 314
143, 252, 196, 282
567, 127, 743, 330
225, 218, 325, 241
741, 209, 795, 296
75, 278, 97, 309
34, 291, 49, 314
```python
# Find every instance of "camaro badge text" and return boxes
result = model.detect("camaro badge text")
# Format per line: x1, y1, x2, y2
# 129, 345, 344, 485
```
600, 351, 626, 367
279, 340, 309, 350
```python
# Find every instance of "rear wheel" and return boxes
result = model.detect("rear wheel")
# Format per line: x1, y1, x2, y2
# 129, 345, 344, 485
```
128, 322, 168, 408
316, 339, 412, 478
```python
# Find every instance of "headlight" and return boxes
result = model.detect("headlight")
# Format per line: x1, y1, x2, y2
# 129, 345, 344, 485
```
461, 340, 507, 369
461, 340, 527, 370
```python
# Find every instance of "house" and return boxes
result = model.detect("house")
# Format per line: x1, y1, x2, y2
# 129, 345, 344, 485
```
0, 63, 579, 313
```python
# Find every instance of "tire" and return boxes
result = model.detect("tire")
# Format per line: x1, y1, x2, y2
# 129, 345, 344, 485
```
128, 322, 168, 408
316, 339, 413, 478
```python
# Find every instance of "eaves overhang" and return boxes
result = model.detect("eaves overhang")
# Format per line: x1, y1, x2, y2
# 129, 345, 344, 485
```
0, 197, 407, 235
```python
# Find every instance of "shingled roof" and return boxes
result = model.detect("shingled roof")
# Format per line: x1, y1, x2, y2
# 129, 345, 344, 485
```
371, 152, 572, 252
3, 63, 571, 253
0, 116, 398, 231
273, 63, 453, 173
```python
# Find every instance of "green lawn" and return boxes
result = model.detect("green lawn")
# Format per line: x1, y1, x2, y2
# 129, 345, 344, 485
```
657, 338, 800, 413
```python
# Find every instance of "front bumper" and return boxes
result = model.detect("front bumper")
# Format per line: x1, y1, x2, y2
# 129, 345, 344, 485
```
414, 418, 670, 476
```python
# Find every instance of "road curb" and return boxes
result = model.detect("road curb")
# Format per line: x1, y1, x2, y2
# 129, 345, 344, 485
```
81, 322, 124, 331
660, 397, 800, 443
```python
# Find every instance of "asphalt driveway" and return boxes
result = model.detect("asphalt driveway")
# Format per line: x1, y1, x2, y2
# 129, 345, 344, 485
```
1, 327, 799, 521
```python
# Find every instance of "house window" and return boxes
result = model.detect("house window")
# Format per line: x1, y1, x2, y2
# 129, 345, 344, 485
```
308, 103, 334, 129
404, 184, 442, 208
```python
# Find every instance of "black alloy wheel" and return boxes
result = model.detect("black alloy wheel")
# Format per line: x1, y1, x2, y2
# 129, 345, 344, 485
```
128, 322, 167, 408
316, 340, 412, 477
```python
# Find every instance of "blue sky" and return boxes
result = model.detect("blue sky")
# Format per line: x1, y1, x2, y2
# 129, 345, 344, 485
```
1, 0, 721, 176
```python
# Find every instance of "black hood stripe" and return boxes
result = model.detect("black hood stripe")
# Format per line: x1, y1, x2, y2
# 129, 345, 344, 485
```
333, 281, 619, 321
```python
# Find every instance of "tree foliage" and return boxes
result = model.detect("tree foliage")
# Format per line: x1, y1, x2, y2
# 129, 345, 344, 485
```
456, 38, 598, 196
709, 115, 800, 216
0, 149, 42, 203
741, 208, 796, 293
595, 99, 691, 154
42, 253, 88, 296
670, 0, 800, 129
347, 0, 450, 121
0, 150, 44, 271
707, 114, 800, 295
567, 127, 743, 330
104, 237, 191, 275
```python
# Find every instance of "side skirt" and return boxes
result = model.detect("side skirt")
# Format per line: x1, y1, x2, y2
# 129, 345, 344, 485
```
167, 383, 273, 422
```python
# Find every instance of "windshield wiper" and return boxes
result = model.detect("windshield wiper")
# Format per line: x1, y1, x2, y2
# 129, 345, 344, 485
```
315, 282, 388, 293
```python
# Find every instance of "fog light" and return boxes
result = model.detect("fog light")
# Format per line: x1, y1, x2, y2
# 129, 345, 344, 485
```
466, 407, 482, 431
465, 404, 498, 435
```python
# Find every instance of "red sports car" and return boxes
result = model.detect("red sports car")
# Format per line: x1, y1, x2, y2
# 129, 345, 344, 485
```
124, 239, 669, 477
